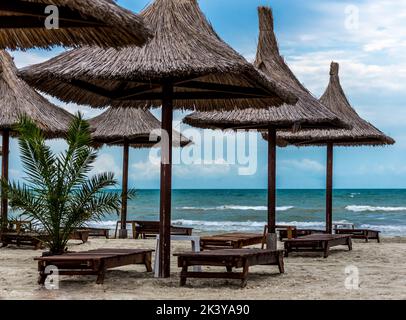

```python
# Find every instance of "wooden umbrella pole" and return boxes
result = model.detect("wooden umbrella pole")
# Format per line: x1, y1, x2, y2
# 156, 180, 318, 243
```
1, 129, 9, 231
159, 82, 173, 278
267, 127, 277, 250
326, 143, 334, 234
119, 139, 130, 239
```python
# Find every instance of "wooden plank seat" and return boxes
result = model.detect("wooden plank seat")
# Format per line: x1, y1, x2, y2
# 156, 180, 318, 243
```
69, 230, 89, 243
35, 248, 153, 285
279, 229, 326, 241
1, 232, 47, 249
1, 230, 90, 249
335, 228, 380, 243
200, 232, 264, 250
114, 220, 193, 239
284, 234, 352, 258
174, 249, 285, 288
76, 227, 110, 239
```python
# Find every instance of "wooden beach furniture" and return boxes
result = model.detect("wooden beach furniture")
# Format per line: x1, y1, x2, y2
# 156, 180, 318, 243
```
284, 234, 352, 258
175, 249, 285, 288
278, 229, 326, 241
200, 233, 264, 250
69, 230, 89, 243
1, 232, 46, 249
335, 228, 380, 243
114, 220, 193, 239
76, 227, 110, 239
35, 249, 153, 285
0, 230, 90, 249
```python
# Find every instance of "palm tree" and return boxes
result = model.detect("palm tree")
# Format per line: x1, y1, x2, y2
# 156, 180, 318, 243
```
4, 113, 122, 255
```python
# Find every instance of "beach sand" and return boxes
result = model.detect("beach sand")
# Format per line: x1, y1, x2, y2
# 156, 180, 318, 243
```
0, 237, 405, 300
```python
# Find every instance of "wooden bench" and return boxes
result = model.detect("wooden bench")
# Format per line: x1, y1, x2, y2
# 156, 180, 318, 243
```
114, 220, 193, 239
1, 230, 89, 249
35, 248, 153, 285
278, 229, 326, 241
76, 227, 110, 239
284, 234, 352, 258
1, 232, 46, 249
70, 230, 89, 243
335, 229, 380, 243
175, 249, 285, 288
200, 233, 264, 250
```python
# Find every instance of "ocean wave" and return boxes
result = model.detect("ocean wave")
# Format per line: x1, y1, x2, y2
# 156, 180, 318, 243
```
88, 219, 406, 235
345, 205, 406, 212
349, 193, 361, 198
176, 205, 294, 212
172, 219, 330, 232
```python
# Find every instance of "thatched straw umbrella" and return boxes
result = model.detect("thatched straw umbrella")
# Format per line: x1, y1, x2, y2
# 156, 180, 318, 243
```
0, 50, 73, 229
19, 0, 298, 278
88, 107, 191, 239
0, 0, 152, 49
270, 62, 395, 233
183, 7, 350, 249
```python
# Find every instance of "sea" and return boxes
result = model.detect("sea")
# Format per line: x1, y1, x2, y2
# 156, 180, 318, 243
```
88, 189, 406, 237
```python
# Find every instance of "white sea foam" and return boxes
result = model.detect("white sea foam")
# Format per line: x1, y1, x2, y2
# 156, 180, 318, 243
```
171, 219, 328, 232
176, 205, 294, 211
349, 193, 361, 198
89, 219, 406, 235
345, 205, 406, 212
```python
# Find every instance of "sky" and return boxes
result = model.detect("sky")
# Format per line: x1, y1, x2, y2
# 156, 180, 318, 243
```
5, 0, 406, 189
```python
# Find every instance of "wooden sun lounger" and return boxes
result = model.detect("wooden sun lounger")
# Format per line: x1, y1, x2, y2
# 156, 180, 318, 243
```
284, 234, 352, 258
69, 230, 89, 243
114, 220, 193, 239
175, 249, 284, 288
278, 229, 326, 241
76, 227, 110, 239
200, 232, 264, 250
35, 248, 153, 285
1, 232, 47, 249
1, 230, 90, 249
335, 228, 380, 243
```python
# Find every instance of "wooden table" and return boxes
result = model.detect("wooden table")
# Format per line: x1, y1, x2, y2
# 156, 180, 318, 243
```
200, 233, 264, 250
175, 249, 285, 288
335, 229, 380, 243
284, 234, 352, 258
35, 249, 153, 285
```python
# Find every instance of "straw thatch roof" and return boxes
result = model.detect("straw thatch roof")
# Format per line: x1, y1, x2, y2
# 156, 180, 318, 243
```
0, 50, 73, 137
89, 107, 191, 148
20, 0, 298, 111
183, 7, 349, 131
0, 0, 152, 49
275, 62, 395, 146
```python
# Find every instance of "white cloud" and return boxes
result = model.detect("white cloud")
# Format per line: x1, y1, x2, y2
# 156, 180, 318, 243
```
91, 153, 122, 179
280, 159, 325, 173
130, 155, 232, 180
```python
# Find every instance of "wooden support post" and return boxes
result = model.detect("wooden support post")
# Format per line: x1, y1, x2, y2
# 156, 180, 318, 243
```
119, 139, 129, 239
326, 143, 334, 234
159, 83, 173, 278
267, 127, 277, 250
1, 130, 10, 231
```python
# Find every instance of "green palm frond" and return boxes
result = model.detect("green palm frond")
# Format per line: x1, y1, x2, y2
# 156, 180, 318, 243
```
6, 113, 120, 254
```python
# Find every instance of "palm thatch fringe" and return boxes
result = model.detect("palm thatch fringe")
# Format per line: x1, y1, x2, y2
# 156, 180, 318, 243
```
183, 6, 349, 131
0, 0, 152, 49
20, 0, 298, 111
274, 62, 395, 146
89, 107, 191, 148
0, 50, 73, 137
